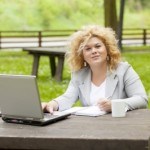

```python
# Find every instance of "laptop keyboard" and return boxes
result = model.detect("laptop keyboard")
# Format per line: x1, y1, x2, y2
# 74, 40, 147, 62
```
44, 113, 59, 119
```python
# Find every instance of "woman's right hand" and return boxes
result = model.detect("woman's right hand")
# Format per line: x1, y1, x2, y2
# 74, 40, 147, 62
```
42, 100, 59, 114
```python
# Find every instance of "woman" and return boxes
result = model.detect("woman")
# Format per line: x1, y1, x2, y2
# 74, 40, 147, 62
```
42, 25, 148, 114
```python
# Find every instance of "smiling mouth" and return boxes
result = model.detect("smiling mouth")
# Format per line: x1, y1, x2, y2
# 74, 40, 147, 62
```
91, 55, 100, 59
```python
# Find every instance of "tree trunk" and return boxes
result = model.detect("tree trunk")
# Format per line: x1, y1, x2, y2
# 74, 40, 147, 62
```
104, 0, 125, 51
117, 0, 125, 49
104, 0, 118, 33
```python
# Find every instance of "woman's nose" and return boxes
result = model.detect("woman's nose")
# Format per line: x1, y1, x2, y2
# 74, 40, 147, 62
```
91, 47, 97, 53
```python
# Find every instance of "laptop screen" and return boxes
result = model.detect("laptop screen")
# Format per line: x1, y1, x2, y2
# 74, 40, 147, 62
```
0, 74, 44, 120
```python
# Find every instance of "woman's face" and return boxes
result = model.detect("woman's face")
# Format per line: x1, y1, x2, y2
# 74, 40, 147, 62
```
82, 37, 108, 67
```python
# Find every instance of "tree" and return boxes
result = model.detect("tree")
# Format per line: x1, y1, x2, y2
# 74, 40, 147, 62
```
104, 0, 125, 50
104, 0, 117, 32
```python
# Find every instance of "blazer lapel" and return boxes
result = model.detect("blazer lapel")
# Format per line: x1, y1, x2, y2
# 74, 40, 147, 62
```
79, 69, 91, 106
105, 70, 118, 98
79, 68, 119, 105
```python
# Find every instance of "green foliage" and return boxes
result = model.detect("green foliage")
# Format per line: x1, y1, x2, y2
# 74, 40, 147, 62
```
0, 0, 149, 30
0, 0, 104, 30
126, 0, 150, 11
36, 0, 103, 29
124, 0, 150, 28
0, 0, 40, 30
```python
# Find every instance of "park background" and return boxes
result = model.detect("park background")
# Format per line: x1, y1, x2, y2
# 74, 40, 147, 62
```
0, 0, 149, 107
0, 0, 150, 30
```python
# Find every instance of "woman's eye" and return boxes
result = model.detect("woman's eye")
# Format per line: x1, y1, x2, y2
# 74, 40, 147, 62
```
85, 48, 91, 51
95, 45, 101, 48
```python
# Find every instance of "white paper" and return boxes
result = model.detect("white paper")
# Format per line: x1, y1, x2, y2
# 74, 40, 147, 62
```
52, 107, 86, 116
60, 106, 107, 117
60, 107, 87, 114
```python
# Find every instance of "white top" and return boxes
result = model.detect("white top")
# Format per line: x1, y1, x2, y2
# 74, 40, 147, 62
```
90, 80, 106, 105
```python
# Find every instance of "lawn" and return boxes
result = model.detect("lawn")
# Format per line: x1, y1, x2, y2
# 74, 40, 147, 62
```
0, 50, 149, 108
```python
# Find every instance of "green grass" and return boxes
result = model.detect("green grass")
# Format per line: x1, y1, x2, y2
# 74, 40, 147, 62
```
0, 49, 149, 108
123, 45, 150, 52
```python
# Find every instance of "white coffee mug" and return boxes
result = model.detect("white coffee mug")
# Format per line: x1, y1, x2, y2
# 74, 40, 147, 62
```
111, 100, 126, 117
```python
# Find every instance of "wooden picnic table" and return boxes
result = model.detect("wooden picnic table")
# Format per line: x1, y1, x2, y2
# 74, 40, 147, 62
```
0, 109, 150, 150
23, 46, 67, 81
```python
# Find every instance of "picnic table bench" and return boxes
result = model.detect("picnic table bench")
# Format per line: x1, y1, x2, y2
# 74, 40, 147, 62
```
23, 46, 67, 81
0, 109, 150, 150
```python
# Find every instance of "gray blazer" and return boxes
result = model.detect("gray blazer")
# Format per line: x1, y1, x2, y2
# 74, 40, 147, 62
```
54, 62, 148, 111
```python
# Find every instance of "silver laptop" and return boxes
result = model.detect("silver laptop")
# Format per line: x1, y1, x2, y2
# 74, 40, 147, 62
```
0, 74, 70, 126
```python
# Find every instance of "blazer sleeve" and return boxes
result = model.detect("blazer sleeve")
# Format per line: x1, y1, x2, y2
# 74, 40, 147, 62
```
53, 74, 79, 111
121, 65, 148, 110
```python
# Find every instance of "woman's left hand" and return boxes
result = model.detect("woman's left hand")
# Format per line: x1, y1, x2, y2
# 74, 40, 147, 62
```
97, 98, 112, 112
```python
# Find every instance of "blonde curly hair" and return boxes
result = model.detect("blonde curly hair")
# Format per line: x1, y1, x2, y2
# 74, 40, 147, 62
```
66, 25, 121, 71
